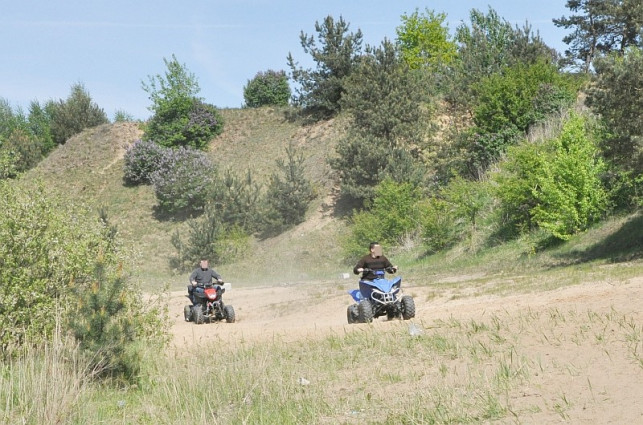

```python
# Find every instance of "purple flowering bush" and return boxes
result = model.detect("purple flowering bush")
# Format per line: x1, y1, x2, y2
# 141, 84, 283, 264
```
123, 139, 165, 185
150, 146, 216, 214
183, 100, 224, 150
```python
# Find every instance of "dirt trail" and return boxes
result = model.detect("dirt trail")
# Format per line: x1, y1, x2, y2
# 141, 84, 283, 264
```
166, 274, 643, 422
168, 275, 642, 346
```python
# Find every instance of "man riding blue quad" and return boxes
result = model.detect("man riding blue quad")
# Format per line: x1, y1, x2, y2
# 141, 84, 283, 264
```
353, 242, 398, 280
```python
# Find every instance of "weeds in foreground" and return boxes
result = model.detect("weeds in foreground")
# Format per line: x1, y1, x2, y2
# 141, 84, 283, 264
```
2, 305, 641, 424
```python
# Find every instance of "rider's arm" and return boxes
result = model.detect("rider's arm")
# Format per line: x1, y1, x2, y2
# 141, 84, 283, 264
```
189, 269, 199, 286
383, 256, 397, 272
211, 269, 223, 283
353, 258, 365, 275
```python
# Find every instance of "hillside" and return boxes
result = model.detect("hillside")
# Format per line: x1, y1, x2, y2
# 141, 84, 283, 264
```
13, 107, 643, 424
25, 108, 350, 287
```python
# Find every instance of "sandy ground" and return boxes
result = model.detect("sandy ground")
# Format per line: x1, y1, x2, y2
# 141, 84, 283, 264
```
166, 274, 643, 423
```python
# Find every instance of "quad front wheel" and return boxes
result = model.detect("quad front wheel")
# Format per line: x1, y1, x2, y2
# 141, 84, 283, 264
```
358, 300, 374, 323
401, 296, 415, 320
192, 306, 205, 324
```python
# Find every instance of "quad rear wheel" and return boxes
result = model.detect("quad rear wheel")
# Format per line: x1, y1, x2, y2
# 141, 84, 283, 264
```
184, 305, 192, 322
224, 305, 236, 323
347, 304, 358, 324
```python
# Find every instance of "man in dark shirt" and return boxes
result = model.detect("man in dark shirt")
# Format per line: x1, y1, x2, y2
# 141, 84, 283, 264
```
187, 257, 223, 304
353, 242, 397, 280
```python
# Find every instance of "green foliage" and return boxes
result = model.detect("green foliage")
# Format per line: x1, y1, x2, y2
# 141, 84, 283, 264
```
395, 8, 457, 71
344, 178, 423, 260
243, 70, 291, 107
46, 82, 109, 145
212, 169, 265, 233
554, 0, 643, 71
27, 101, 55, 154
494, 114, 607, 240
587, 47, 642, 177
447, 7, 556, 111
333, 40, 431, 205
462, 61, 579, 176
474, 61, 577, 134
142, 55, 223, 149
442, 176, 491, 232
0, 181, 166, 369
418, 197, 458, 252
0, 99, 51, 178
171, 208, 250, 270
69, 263, 141, 382
287, 15, 363, 118
531, 115, 607, 239
113, 110, 135, 122
265, 143, 315, 229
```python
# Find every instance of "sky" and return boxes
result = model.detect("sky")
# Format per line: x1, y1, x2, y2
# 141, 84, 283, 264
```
1, 0, 573, 121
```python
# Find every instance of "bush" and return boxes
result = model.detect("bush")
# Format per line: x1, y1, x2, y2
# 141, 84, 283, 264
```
494, 113, 607, 240
243, 70, 291, 107
343, 178, 423, 261
265, 144, 315, 229
46, 83, 108, 145
150, 146, 216, 214
123, 139, 166, 185
418, 197, 458, 252
142, 55, 223, 149
211, 169, 265, 233
183, 100, 224, 147
171, 210, 250, 271
0, 182, 165, 377
0, 181, 111, 354
530, 115, 607, 239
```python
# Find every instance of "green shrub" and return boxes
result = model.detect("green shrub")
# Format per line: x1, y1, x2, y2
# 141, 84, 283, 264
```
142, 55, 223, 149
46, 83, 109, 145
211, 169, 265, 233
243, 70, 291, 107
171, 209, 250, 270
343, 178, 423, 261
113, 110, 135, 122
418, 197, 458, 252
265, 143, 315, 229
530, 115, 607, 239
494, 113, 607, 240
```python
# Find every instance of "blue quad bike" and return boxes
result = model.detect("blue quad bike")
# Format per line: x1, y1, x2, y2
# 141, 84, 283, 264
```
346, 268, 415, 324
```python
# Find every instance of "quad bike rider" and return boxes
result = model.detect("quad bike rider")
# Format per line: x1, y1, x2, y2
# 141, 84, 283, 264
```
184, 257, 235, 324
347, 242, 415, 323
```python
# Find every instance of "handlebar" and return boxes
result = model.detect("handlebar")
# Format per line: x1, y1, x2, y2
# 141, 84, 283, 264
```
362, 267, 397, 274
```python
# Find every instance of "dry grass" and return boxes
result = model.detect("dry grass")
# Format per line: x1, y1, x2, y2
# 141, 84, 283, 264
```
22, 108, 349, 289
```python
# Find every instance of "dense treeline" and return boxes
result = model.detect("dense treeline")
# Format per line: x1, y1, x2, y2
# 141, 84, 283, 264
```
284, 4, 641, 259
0, 2, 641, 384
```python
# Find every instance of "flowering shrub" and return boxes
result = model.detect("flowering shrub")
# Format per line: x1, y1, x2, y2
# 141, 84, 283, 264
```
144, 98, 224, 150
123, 139, 165, 185
183, 100, 224, 149
150, 146, 216, 214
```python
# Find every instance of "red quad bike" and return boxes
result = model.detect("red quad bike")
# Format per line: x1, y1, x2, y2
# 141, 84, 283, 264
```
184, 284, 235, 324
